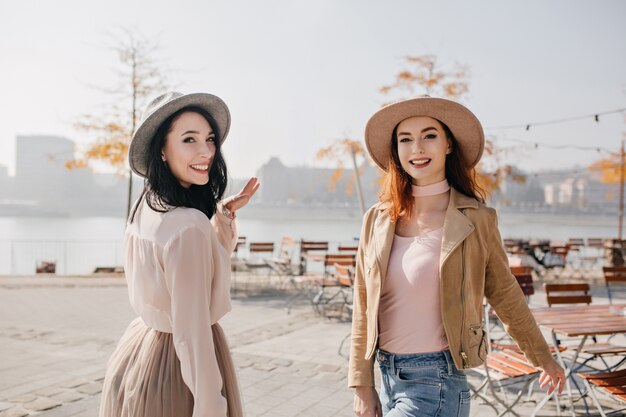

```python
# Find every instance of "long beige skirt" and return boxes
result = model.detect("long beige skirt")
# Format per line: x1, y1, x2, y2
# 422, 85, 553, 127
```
99, 317, 243, 417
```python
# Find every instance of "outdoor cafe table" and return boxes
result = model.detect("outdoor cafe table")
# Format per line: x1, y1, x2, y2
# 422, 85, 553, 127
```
530, 304, 626, 416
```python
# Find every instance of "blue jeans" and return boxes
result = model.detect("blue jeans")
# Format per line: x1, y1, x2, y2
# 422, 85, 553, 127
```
378, 349, 470, 417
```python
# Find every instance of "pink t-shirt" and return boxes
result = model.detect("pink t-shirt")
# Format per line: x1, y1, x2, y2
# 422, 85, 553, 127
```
378, 227, 449, 354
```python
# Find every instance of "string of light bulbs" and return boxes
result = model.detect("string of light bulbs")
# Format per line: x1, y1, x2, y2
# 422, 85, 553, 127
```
485, 107, 626, 131
494, 137, 614, 154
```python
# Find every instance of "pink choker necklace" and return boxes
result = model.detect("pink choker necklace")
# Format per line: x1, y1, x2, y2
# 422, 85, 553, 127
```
411, 179, 450, 197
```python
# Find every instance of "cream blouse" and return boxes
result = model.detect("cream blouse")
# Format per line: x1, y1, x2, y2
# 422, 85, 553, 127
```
124, 198, 237, 417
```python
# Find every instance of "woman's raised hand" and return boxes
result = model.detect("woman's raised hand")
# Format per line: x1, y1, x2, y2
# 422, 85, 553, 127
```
222, 177, 260, 214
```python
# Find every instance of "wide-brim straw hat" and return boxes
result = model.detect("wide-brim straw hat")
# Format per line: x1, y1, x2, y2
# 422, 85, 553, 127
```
364, 96, 484, 170
129, 91, 230, 177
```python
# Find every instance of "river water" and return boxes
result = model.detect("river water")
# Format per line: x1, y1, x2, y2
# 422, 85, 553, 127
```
0, 212, 620, 275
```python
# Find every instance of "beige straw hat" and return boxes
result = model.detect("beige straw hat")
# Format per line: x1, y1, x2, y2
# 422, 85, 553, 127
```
364, 96, 484, 170
129, 91, 231, 177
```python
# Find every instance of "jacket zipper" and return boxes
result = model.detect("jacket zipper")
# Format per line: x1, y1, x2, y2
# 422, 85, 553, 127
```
459, 239, 470, 368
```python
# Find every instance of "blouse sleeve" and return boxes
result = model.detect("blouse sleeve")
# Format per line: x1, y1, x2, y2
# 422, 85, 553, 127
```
211, 202, 238, 253
163, 226, 228, 417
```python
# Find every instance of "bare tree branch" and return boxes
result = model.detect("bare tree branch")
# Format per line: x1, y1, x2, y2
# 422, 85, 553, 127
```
67, 28, 171, 216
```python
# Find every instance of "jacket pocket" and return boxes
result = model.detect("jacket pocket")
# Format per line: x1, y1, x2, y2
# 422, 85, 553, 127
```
478, 331, 488, 360
468, 323, 488, 360
468, 323, 484, 348
468, 323, 488, 361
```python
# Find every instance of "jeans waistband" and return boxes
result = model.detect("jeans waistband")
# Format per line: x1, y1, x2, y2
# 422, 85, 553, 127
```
376, 349, 455, 375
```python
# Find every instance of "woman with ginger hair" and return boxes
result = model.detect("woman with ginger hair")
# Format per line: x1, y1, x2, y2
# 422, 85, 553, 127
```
349, 96, 564, 417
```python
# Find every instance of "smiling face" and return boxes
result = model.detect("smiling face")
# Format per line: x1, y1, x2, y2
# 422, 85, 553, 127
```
396, 116, 452, 186
161, 111, 216, 188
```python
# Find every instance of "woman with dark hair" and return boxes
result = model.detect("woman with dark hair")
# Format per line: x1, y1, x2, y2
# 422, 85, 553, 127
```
349, 96, 564, 417
100, 92, 259, 417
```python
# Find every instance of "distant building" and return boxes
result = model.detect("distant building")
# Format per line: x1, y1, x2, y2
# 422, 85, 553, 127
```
497, 169, 545, 210
2, 137, 621, 217
577, 175, 618, 214
0, 164, 12, 199
10, 135, 134, 216
255, 156, 380, 208
16, 135, 73, 185
15, 136, 81, 210
544, 183, 557, 207
539, 169, 617, 214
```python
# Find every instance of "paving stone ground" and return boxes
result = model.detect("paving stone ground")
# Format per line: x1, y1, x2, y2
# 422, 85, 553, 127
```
0, 273, 624, 416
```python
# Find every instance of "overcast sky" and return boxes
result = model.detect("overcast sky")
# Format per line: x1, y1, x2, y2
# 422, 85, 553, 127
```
1, 0, 624, 179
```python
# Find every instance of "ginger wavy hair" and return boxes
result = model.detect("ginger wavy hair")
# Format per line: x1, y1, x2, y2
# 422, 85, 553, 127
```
379, 119, 485, 221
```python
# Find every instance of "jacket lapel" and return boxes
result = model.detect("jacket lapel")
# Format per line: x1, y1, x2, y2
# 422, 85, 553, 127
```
373, 207, 395, 287
370, 189, 479, 284
440, 189, 478, 269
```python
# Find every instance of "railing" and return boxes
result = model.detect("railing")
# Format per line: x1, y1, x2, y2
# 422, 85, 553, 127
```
0, 237, 359, 276
0, 240, 123, 275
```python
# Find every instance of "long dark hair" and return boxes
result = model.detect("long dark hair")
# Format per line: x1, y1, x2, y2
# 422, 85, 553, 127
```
129, 106, 228, 223
380, 119, 485, 221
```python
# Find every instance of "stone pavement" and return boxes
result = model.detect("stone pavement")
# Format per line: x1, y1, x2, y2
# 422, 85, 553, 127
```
0, 274, 624, 416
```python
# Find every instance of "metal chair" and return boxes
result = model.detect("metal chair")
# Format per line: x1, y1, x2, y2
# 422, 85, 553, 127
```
578, 368, 626, 417
243, 242, 275, 285
265, 236, 297, 287
231, 236, 247, 270
511, 265, 535, 302
604, 266, 626, 304
335, 264, 354, 358
297, 240, 329, 275
337, 244, 358, 253
544, 283, 591, 307
470, 347, 544, 417
334, 263, 354, 318
286, 253, 355, 315
308, 254, 356, 317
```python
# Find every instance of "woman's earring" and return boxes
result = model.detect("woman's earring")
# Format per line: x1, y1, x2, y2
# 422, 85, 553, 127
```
161, 155, 167, 162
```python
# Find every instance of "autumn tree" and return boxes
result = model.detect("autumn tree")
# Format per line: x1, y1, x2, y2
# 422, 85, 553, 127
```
589, 150, 625, 184
316, 138, 368, 214
67, 30, 169, 217
589, 136, 626, 240
379, 54, 469, 102
473, 137, 528, 205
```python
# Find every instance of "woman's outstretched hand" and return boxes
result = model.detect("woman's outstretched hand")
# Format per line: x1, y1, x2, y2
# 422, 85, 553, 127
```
538, 359, 565, 395
222, 177, 260, 214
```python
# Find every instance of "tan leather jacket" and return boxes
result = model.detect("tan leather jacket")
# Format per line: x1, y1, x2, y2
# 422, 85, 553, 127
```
348, 188, 554, 387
